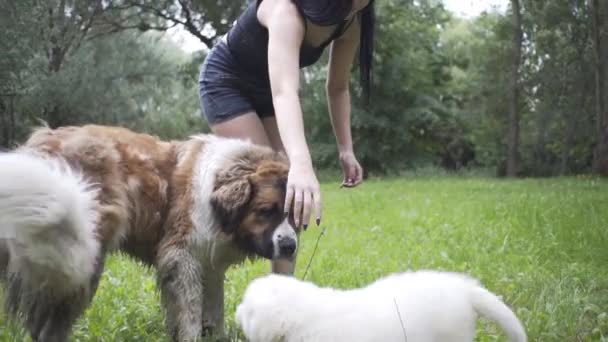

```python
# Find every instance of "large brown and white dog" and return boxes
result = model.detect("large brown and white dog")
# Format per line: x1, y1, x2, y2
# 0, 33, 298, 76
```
0, 124, 299, 341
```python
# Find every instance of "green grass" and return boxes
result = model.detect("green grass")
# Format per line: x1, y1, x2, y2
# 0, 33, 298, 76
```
1, 176, 607, 341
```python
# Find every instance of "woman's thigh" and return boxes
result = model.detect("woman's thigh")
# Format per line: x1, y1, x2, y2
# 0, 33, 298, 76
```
199, 43, 276, 147
261, 116, 285, 152
210, 111, 272, 147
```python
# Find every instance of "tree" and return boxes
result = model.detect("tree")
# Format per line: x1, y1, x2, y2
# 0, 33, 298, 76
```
0, 0, 44, 147
441, 12, 513, 173
1, 0, 605, 178
507, 0, 523, 177
520, 0, 595, 176
102, 0, 246, 49
590, 0, 608, 175
35, 0, 110, 127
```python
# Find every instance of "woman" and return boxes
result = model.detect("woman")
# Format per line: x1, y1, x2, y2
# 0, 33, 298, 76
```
198, 0, 374, 258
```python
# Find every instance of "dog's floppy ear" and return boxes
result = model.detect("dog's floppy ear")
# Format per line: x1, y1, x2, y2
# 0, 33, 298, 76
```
210, 162, 254, 235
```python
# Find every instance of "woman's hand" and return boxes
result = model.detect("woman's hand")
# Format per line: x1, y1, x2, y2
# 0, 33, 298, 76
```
284, 158, 322, 230
339, 151, 363, 188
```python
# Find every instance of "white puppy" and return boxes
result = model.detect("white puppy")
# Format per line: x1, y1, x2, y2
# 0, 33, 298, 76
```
236, 270, 527, 342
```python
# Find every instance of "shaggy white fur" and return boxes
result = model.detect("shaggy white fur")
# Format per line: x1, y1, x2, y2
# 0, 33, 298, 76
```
236, 270, 527, 342
0, 152, 100, 292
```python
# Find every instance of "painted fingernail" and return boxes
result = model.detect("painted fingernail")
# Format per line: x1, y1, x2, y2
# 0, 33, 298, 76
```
303, 224, 308, 231
316, 218, 321, 226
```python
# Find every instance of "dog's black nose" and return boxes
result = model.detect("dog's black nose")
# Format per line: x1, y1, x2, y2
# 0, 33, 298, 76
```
278, 238, 296, 256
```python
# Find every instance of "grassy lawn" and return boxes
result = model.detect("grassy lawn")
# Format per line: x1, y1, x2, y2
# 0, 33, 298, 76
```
1, 176, 607, 341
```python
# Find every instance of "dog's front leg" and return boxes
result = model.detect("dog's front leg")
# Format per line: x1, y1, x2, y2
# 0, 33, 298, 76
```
270, 258, 296, 275
158, 248, 203, 342
201, 270, 226, 337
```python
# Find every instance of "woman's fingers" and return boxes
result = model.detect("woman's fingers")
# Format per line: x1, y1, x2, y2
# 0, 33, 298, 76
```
342, 165, 356, 187
292, 189, 303, 228
340, 155, 364, 188
352, 164, 364, 186
284, 185, 295, 215
313, 187, 322, 226
287, 186, 321, 229
284, 163, 322, 230
301, 190, 312, 230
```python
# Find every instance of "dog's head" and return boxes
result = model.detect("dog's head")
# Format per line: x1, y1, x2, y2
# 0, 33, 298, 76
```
210, 147, 298, 260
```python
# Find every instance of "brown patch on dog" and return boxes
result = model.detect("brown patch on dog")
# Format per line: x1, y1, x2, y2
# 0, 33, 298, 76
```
209, 161, 256, 235
21, 125, 178, 263
239, 160, 290, 237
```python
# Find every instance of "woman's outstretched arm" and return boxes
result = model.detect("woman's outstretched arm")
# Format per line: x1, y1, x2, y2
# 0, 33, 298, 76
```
258, 0, 322, 228
326, 18, 364, 187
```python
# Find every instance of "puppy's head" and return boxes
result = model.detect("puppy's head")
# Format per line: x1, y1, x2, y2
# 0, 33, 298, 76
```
210, 148, 298, 260
236, 274, 304, 339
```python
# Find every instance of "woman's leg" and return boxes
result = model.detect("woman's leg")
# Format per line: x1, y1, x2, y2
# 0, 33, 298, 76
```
262, 115, 298, 276
210, 112, 272, 147
261, 116, 286, 152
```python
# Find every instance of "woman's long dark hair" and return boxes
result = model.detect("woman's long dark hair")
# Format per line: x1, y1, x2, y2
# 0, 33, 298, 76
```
359, 0, 375, 104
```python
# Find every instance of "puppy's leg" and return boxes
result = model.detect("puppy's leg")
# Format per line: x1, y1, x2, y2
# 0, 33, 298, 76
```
158, 248, 203, 342
201, 271, 226, 337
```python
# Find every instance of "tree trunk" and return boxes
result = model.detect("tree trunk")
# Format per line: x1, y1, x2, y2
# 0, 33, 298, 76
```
0, 98, 8, 148
0, 96, 16, 148
560, 78, 588, 176
45, 46, 65, 128
535, 107, 550, 175
591, 0, 608, 176
43, 1, 67, 129
559, 111, 575, 176
8, 96, 15, 147
507, 0, 523, 177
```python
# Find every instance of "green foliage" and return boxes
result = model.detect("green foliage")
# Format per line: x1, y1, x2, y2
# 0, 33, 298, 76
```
0, 0, 603, 175
1, 28, 206, 143
441, 13, 513, 170
1, 177, 607, 341
305, 1, 472, 175
0, 0, 209, 146
516, 0, 596, 175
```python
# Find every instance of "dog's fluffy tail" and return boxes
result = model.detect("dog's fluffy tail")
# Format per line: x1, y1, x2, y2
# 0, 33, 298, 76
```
471, 285, 527, 342
0, 152, 100, 292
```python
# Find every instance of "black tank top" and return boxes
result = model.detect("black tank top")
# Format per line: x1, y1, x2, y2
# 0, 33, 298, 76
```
226, 0, 354, 83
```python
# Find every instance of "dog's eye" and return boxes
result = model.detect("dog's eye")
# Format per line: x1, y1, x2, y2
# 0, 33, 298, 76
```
256, 206, 276, 218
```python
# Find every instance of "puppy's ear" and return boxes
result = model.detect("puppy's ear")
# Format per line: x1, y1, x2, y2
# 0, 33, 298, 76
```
210, 163, 254, 235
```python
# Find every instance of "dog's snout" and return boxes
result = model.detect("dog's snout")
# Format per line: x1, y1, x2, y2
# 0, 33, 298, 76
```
278, 237, 296, 256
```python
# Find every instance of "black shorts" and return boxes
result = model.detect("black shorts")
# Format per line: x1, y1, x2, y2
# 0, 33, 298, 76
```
198, 41, 275, 125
